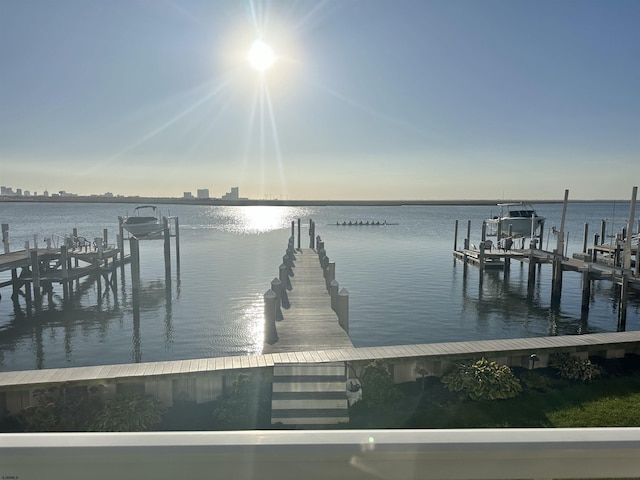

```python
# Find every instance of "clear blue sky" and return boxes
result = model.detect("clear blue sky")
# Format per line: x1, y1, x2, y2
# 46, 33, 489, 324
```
1, 0, 639, 200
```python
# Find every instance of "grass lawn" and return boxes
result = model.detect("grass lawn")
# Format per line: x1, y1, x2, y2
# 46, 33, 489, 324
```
348, 355, 640, 429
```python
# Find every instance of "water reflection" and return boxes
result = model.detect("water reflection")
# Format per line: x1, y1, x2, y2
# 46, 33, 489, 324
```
201, 206, 311, 234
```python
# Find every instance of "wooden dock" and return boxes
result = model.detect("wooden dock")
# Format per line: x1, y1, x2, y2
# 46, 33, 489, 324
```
263, 247, 353, 354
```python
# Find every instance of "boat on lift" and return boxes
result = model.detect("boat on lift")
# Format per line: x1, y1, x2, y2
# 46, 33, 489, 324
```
486, 203, 544, 238
122, 205, 163, 238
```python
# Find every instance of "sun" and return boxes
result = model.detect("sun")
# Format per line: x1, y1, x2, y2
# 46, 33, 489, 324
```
247, 39, 276, 72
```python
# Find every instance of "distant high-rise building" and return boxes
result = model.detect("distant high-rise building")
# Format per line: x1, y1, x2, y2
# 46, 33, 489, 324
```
197, 189, 209, 199
183, 192, 194, 199
16, 189, 22, 196
221, 187, 240, 200
43, 190, 49, 197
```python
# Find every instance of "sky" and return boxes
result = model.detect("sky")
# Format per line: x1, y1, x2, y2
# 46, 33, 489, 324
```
1, 0, 639, 200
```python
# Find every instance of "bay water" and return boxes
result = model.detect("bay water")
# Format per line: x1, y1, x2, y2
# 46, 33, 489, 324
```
1, 201, 638, 372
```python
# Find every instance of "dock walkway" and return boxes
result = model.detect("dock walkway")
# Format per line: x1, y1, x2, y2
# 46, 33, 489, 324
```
263, 248, 353, 354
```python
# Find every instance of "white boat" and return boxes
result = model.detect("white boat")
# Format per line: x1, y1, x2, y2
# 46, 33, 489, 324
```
486, 203, 544, 238
122, 205, 163, 238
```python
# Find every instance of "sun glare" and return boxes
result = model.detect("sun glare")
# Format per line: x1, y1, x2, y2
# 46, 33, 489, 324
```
248, 39, 276, 72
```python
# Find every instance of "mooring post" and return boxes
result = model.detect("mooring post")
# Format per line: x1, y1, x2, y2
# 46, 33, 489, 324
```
618, 275, 629, 331
174, 217, 180, 273
581, 268, 591, 312
297, 218, 301, 250
103, 228, 108, 248
527, 254, 537, 292
481, 221, 487, 242
163, 217, 171, 279
291, 220, 295, 239
283, 254, 294, 277
329, 280, 339, 311
600, 220, 606, 246
280, 263, 292, 293
478, 241, 485, 272
118, 216, 125, 264
263, 289, 278, 345
582, 223, 589, 253
466, 220, 471, 249
453, 220, 459, 252
326, 262, 335, 291
592, 234, 599, 262
130, 237, 140, 293
551, 255, 563, 301
309, 220, 315, 249
538, 220, 545, 251
337, 288, 349, 333
1, 223, 9, 253
622, 186, 637, 271
30, 250, 41, 306
271, 277, 284, 321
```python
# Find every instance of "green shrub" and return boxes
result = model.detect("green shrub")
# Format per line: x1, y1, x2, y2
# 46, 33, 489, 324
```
91, 392, 165, 432
549, 353, 601, 382
360, 359, 402, 410
18, 384, 103, 432
213, 372, 269, 429
441, 358, 522, 401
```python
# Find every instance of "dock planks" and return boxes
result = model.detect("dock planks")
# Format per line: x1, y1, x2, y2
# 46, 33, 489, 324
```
263, 248, 353, 354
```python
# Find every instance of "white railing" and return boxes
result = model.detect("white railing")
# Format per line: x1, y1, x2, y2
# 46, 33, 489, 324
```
1, 428, 639, 479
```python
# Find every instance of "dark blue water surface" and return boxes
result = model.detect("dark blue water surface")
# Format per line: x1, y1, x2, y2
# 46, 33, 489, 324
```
0, 201, 638, 371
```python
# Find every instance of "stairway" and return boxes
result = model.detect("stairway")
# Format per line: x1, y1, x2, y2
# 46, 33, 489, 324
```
271, 362, 349, 427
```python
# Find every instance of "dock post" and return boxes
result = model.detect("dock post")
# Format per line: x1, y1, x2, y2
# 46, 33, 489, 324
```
2, 223, 9, 253
551, 256, 563, 301
453, 220, 459, 252
538, 220, 545, 251
466, 220, 471, 249
30, 250, 41, 307
291, 220, 295, 239
329, 280, 339, 311
130, 237, 140, 293
271, 278, 284, 321
61, 245, 69, 302
337, 288, 349, 333
174, 217, 180, 273
478, 241, 485, 272
264, 290, 279, 345
309, 220, 315, 249
582, 223, 589, 253
581, 268, 591, 312
618, 276, 629, 331
622, 186, 637, 271
163, 217, 171, 279
103, 228, 108, 248
118, 217, 125, 264
297, 218, 301, 250
326, 262, 335, 291
600, 220, 607, 246
280, 263, 292, 293
527, 254, 537, 292
557, 189, 569, 256
283, 254, 294, 277
481, 221, 486, 242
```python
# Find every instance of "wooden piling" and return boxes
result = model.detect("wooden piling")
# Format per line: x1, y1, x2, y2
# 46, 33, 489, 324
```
453, 220, 459, 252
264, 289, 278, 344
130, 237, 140, 292
118, 217, 125, 264
623, 186, 637, 271
618, 276, 629, 331
174, 216, 181, 272
481, 221, 486, 242
600, 220, 606, 246
271, 278, 284, 321
337, 288, 349, 333
466, 220, 471, 247
30, 250, 41, 306
163, 217, 171, 279
527, 254, 537, 292
326, 262, 335, 291
1, 223, 9, 253
582, 223, 589, 253
297, 218, 301, 250
280, 263, 292, 294
329, 280, 339, 311
580, 268, 591, 311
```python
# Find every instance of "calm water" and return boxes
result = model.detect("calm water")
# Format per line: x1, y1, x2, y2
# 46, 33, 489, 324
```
1, 201, 638, 371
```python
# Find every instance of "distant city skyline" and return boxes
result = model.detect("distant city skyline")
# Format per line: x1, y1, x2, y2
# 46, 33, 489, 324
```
2, 1, 639, 200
